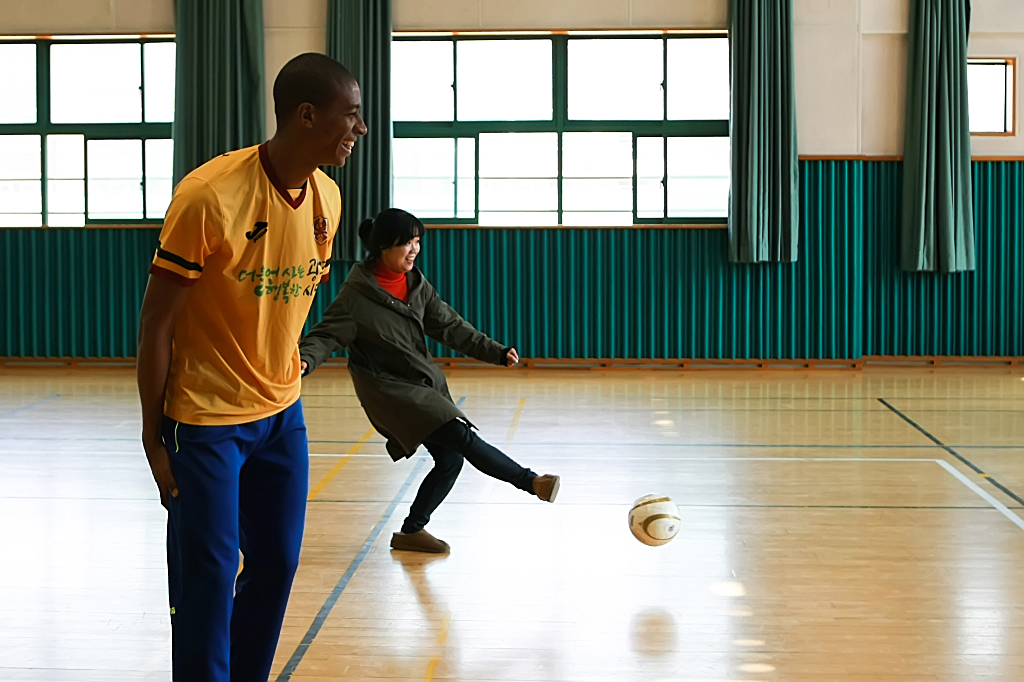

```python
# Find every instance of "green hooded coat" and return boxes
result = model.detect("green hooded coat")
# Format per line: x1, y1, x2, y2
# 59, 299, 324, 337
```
299, 262, 508, 460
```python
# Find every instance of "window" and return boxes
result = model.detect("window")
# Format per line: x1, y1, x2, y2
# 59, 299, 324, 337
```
391, 33, 730, 226
967, 58, 1016, 135
0, 37, 174, 227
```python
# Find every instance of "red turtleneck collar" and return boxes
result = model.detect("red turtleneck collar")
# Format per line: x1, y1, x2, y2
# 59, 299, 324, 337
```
372, 260, 409, 302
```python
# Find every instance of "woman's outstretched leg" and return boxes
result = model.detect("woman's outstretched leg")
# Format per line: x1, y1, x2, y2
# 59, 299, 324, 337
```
390, 420, 560, 554
425, 420, 559, 500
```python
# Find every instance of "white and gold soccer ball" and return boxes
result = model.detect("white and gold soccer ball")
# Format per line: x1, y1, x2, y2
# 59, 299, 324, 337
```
628, 494, 681, 546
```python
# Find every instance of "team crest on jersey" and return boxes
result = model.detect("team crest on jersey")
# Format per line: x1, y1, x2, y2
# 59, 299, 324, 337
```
313, 216, 329, 245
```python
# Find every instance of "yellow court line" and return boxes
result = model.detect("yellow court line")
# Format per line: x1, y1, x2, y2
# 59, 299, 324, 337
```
437, 611, 452, 644
506, 397, 527, 443
423, 655, 440, 682
307, 428, 376, 501
423, 610, 453, 682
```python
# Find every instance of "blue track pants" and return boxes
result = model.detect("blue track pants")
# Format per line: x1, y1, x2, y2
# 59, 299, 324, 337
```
162, 400, 308, 682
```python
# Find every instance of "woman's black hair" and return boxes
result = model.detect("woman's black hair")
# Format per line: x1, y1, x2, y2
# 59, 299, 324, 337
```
358, 208, 425, 265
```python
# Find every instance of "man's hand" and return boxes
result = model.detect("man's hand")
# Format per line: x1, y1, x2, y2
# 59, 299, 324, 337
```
144, 436, 179, 508
301, 360, 309, 375
137, 273, 190, 508
505, 348, 520, 367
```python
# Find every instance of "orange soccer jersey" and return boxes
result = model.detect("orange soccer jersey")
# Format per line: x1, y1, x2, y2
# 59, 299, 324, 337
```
150, 144, 341, 425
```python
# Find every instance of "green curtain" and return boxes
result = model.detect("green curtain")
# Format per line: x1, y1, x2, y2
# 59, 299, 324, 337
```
901, 0, 974, 272
728, 0, 800, 263
172, 0, 265, 185
326, 0, 392, 263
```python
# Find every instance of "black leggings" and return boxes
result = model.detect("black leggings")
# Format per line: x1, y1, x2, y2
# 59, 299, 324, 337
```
400, 419, 537, 534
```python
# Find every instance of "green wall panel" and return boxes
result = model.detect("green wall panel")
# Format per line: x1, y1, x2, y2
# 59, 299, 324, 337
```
863, 160, 1024, 356
1, 160, 1021, 360
2, 227, 158, 357
420, 159, 861, 359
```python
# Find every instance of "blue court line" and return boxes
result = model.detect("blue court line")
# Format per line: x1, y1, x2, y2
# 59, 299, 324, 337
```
310, 440, 937, 449
0, 438, 1019, 450
0, 394, 61, 419
879, 398, 1024, 508
274, 396, 465, 682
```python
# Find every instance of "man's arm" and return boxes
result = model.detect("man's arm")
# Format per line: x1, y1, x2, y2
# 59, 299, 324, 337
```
299, 289, 356, 376
137, 274, 191, 508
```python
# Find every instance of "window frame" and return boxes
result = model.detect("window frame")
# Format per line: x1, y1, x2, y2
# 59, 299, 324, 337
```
0, 36, 174, 227
967, 56, 1017, 137
391, 32, 730, 227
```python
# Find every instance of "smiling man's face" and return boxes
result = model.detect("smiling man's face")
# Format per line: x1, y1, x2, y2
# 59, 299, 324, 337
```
310, 78, 367, 167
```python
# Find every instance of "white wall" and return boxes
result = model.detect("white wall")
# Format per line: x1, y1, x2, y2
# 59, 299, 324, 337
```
1, 0, 1021, 156
264, 0, 327, 136
0, 0, 174, 34
391, 0, 727, 31
801, 0, 1024, 156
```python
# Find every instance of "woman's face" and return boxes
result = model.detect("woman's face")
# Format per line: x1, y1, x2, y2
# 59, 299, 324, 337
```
380, 236, 421, 273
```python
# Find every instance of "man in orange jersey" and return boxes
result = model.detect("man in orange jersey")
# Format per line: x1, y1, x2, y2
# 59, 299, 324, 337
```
136, 53, 366, 681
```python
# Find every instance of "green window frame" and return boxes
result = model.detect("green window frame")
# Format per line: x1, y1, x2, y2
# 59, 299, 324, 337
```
0, 36, 174, 227
392, 32, 730, 227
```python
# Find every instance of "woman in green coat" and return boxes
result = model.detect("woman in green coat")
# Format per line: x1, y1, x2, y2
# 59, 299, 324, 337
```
299, 209, 559, 554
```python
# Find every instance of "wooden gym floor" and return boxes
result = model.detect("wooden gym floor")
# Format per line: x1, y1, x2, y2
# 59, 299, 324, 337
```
1, 366, 1023, 681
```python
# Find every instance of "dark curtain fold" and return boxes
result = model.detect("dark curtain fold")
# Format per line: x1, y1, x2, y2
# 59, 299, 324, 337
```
728, 0, 800, 263
901, 0, 974, 272
327, 0, 392, 263
172, 0, 265, 185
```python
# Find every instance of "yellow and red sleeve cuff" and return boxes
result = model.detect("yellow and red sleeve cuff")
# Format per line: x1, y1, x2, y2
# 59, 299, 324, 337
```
150, 247, 203, 287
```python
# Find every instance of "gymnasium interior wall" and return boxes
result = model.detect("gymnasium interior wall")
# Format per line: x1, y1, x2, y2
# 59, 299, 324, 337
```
1, 1, 1022, 360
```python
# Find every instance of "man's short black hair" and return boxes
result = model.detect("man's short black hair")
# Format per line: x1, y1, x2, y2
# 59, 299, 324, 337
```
273, 53, 355, 124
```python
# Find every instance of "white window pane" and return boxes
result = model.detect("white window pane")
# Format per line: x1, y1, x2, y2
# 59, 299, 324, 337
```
87, 139, 143, 219
48, 179, 85, 213
562, 211, 633, 227
146, 139, 174, 218
637, 137, 664, 218
0, 44, 37, 123
563, 179, 632, 211
457, 40, 552, 121
1007, 63, 1016, 131
480, 179, 557, 211
393, 138, 455, 217
457, 138, 475, 218
668, 137, 730, 217
51, 44, 142, 123
668, 38, 729, 120
457, 178, 475, 219
392, 41, 454, 121
668, 136, 730, 176
479, 133, 557, 178
394, 138, 455, 178
0, 213, 43, 227
479, 211, 558, 227
668, 178, 730, 217
0, 181, 43, 212
88, 139, 143, 178
569, 39, 663, 120
47, 213, 85, 227
394, 179, 455, 218
0, 136, 41, 179
562, 132, 633, 178
968, 62, 1010, 133
637, 178, 664, 218
48, 135, 84, 179
457, 137, 475, 179
144, 42, 176, 123
0, 135, 42, 224
637, 137, 664, 177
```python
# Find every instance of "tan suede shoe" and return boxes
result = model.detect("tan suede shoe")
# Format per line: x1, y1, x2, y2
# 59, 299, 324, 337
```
390, 529, 451, 554
533, 474, 560, 502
